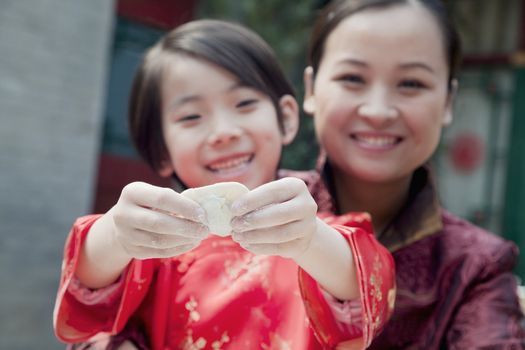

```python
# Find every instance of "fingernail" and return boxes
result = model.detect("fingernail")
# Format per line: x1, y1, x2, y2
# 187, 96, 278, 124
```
231, 217, 249, 231
240, 243, 252, 251
201, 224, 211, 237
232, 232, 245, 242
230, 201, 246, 215
197, 208, 207, 224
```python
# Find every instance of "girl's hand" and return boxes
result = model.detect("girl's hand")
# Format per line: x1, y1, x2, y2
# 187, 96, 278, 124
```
110, 182, 209, 260
230, 177, 317, 260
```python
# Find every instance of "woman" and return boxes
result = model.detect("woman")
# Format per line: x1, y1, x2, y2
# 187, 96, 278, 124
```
301, 0, 525, 348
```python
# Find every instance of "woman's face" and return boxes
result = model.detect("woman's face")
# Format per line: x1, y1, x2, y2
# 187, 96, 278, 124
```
304, 3, 453, 185
159, 55, 297, 189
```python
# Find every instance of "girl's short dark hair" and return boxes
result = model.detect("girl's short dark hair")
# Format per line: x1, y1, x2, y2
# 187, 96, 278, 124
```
129, 19, 295, 173
308, 0, 462, 89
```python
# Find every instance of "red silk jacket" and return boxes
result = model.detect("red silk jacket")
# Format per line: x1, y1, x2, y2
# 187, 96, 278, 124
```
54, 173, 395, 349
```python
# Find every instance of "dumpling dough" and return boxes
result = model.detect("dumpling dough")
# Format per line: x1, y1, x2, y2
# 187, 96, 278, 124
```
181, 182, 249, 236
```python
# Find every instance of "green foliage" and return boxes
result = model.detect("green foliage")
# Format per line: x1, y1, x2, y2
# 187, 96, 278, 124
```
196, 1, 319, 170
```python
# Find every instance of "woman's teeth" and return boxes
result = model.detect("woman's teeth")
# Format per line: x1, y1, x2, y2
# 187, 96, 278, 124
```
353, 135, 399, 147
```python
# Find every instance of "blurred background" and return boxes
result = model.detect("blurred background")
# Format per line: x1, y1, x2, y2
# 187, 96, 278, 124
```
1, 0, 524, 348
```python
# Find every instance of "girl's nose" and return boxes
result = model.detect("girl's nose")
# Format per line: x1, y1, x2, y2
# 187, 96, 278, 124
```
207, 117, 243, 146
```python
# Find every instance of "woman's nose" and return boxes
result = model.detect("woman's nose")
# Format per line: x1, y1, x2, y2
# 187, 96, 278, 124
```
357, 88, 398, 126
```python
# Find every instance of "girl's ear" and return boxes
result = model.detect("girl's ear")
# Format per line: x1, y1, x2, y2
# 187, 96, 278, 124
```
443, 79, 458, 126
303, 66, 316, 115
279, 94, 300, 145
158, 159, 174, 178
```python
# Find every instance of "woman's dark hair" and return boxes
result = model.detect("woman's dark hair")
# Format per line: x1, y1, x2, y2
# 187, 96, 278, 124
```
129, 19, 295, 173
308, 0, 462, 89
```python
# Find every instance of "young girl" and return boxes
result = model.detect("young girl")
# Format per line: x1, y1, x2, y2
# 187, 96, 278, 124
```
53, 20, 395, 350
302, 0, 525, 348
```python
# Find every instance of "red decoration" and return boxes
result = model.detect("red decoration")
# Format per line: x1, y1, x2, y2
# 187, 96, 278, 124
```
117, 0, 197, 29
449, 132, 485, 174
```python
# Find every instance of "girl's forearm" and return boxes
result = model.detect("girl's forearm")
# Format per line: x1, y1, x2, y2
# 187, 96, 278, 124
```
294, 218, 359, 301
75, 209, 132, 289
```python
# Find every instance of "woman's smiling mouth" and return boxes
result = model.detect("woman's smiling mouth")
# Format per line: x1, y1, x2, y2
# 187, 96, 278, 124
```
350, 133, 402, 150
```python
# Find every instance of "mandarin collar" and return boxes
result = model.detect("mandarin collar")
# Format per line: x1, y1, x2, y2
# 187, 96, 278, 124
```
318, 155, 443, 252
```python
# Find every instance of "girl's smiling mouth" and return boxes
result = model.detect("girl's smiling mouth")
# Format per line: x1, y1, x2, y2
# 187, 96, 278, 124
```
206, 154, 254, 173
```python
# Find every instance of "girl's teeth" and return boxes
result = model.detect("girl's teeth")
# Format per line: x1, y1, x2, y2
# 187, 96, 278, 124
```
209, 155, 251, 171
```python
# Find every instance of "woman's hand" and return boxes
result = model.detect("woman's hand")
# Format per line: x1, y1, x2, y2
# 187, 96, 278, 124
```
230, 177, 317, 260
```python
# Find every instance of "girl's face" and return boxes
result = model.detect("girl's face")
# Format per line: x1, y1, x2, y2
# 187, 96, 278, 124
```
304, 4, 454, 185
160, 55, 298, 189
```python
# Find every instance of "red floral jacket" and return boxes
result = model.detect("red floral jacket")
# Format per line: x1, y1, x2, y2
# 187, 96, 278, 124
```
53, 172, 395, 350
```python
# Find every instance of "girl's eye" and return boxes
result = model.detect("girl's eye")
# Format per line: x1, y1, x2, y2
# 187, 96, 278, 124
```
177, 114, 201, 123
236, 99, 258, 109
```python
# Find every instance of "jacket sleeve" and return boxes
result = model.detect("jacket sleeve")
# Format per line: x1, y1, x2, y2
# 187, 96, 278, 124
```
446, 242, 525, 348
53, 215, 155, 343
299, 213, 396, 349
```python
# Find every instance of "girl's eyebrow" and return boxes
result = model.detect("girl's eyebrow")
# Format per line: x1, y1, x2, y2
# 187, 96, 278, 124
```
171, 95, 200, 108
169, 83, 251, 109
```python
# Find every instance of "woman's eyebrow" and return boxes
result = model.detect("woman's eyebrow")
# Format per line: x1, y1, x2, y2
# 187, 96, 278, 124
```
399, 62, 436, 74
337, 57, 368, 68
227, 82, 252, 92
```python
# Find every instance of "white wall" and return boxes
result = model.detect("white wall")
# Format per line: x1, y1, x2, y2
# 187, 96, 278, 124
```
0, 1, 115, 348
435, 69, 514, 234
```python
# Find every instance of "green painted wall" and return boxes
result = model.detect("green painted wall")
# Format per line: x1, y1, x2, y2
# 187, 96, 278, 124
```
503, 67, 525, 280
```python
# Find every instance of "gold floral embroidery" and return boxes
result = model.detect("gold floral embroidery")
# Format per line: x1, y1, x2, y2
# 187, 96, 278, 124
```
223, 255, 273, 299
387, 287, 396, 312
182, 330, 206, 350
224, 255, 265, 280
369, 254, 384, 332
182, 330, 230, 350
185, 296, 200, 322
250, 306, 272, 328
211, 332, 230, 349
261, 332, 292, 350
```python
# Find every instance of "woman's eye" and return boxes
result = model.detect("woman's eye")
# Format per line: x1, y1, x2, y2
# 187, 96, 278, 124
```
236, 99, 258, 108
399, 79, 425, 89
337, 74, 364, 84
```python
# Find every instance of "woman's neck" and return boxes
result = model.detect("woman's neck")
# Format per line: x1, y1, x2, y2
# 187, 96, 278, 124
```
331, 167, 413, 234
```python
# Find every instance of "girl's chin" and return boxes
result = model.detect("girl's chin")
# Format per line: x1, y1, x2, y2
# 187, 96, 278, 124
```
201, 172, 252, 189
208, 169, 249, 182
205, 162, 276, 189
